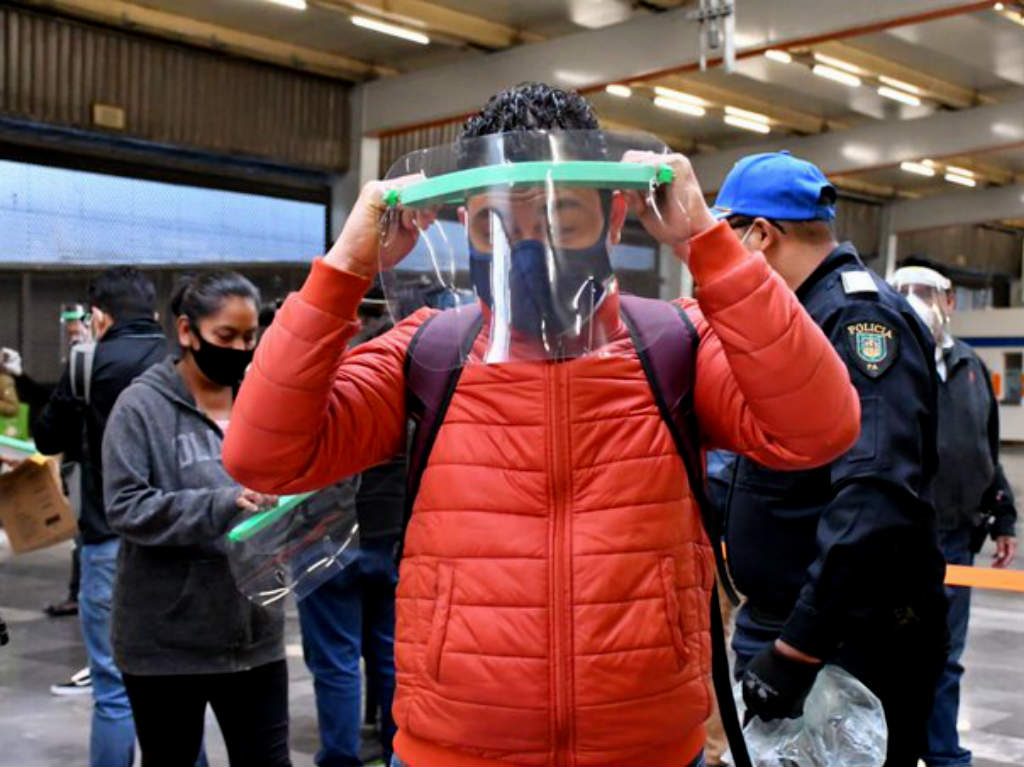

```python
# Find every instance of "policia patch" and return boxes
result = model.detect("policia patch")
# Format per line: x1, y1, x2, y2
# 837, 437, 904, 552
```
845, 320, 898, 378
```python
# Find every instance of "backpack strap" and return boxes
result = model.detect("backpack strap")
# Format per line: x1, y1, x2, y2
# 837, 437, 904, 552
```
619, 294, 752, 767
69, 342, 97, 405
401, 307, 484, 553
618, 295, 739, 600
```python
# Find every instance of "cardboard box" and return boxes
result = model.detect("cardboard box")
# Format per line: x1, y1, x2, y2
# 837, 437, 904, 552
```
0, 455, 76, 554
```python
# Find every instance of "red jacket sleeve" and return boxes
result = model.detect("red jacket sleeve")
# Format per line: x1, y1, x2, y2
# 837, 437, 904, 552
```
223, 258, 431, 494
684, 222, 860, 469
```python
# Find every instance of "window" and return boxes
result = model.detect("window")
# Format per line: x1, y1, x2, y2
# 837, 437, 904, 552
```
0, 159, 325, 266
1003, 353, 1022, 406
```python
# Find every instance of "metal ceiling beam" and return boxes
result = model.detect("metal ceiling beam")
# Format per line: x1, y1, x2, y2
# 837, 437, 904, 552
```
813, 40, 989, 108
316, 0, 543, 49
361, 0, 992, 132
20, 0, 394, 80
650, 74, 838, 134
889, 183, 1024, 231
689, 98, 1024, 192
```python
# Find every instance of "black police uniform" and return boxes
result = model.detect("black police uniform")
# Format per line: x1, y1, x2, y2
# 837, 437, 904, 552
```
725, 242, 949, 767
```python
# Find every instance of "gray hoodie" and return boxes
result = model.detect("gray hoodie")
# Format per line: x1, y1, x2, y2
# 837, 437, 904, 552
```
102, 357, 284, 675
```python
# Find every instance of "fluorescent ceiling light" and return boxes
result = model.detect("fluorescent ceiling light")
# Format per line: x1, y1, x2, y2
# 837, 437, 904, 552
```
724, 115, 771, 134
605, 84, 632, 98
265, 0, 307, 8
812, 64, 862, 88
945, 173, 977, 187
878, 86, 922, 106
878, 75, 921, 95
653, 97, 706, 117
812, 53, 861, 74
724, 105, 770, 124
351, 15, 430, 44
900, 161, 936, 177
1003, 10, 1024, 26
945, 165, 974, 177
653, 86, 707, 107
764, 49, 792, 64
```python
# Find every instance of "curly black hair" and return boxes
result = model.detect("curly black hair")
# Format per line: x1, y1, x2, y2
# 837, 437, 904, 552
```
461, 82, 599, 138
457, 83, 604, 167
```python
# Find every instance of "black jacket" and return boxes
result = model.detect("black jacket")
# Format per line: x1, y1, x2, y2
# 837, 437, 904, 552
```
33, 318, 166, 544
933, 339, 1017, 539
724, 244, 947, 660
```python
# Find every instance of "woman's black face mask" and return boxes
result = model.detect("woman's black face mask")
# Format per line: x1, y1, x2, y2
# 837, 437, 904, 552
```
191, 330, 254, 388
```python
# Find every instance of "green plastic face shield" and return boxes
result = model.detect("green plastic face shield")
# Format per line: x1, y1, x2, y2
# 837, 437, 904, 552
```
377, 129, 675, 368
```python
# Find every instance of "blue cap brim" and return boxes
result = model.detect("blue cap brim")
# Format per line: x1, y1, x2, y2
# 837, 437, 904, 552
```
710, 207, 733, 221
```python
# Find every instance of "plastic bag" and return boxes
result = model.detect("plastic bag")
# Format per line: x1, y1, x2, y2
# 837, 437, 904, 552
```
227, 480, 361, 606
731, 664, 888, 767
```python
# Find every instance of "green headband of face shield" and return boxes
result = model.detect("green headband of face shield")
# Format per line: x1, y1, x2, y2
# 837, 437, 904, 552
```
383, 161, 675, 209
61, 309, 90, 323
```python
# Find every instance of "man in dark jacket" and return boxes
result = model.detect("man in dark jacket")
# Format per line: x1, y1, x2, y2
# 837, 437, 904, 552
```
33, 266, 166, 767
890, 265, 1018, 767
715, 152, 948, 767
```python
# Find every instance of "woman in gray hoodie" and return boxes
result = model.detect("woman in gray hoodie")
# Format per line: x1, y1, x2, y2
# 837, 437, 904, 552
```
102, 272, 291, 767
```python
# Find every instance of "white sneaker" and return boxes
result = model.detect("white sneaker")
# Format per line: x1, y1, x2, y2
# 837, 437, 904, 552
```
50, 666, 91, 696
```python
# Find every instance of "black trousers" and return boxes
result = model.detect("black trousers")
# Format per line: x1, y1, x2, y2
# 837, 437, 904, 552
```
123, 659, 292, 767
835, 605, 948, 767
735, 601, 948, 767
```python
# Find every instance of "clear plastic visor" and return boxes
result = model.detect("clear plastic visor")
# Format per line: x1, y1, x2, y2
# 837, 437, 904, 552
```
378, 130, 673, 369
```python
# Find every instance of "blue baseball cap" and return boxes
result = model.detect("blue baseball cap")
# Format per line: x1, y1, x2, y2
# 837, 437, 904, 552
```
712, 151, 836, 222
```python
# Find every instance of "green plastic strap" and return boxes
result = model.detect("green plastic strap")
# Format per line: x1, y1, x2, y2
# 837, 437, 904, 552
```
61, 310, 87, 322
227, 491, 317, 543
384, 161, 675, 208
0, 434, 37, 455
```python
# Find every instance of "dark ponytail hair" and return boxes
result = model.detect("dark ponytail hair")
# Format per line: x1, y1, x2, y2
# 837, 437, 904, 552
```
170, 271, 261, 335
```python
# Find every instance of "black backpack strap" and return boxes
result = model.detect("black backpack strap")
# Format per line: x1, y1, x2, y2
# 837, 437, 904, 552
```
400, 307, 484, 554
619, 294, 752, 767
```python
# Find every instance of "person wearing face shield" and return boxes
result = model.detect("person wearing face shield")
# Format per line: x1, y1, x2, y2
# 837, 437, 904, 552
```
890, 264, 1017, 767
25, 268, 166, 767
714, 153, 948, 767
223, 84, 861, 767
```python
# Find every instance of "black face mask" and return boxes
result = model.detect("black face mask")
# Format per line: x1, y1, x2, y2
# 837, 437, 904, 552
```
191, 332, 253, 388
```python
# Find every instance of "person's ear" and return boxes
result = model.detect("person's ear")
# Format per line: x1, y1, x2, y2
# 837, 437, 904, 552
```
90, 307, 112, 339
176, 316, 194, 350
608, 192, 628, 245
946, 290, 957, 314
751, 217, 780, 252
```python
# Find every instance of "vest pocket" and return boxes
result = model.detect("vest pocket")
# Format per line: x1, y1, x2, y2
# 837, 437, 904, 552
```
659, 556, 690, 670
425, 562, 455, 681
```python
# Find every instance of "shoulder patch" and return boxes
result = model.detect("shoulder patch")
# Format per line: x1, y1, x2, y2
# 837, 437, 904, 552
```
841, 271, 878, 296
845, 320, 899, 378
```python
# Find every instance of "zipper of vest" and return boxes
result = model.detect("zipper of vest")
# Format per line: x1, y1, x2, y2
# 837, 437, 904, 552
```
548, 363, 574, 765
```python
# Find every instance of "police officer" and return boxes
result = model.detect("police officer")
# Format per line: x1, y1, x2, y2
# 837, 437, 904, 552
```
712, 152, 949, 767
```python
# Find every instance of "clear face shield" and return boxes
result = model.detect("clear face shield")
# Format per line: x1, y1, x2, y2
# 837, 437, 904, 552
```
227, 482, 361, 606
897, 280, 950, 342
60, 304, 92, 364
379, 130, 673, 369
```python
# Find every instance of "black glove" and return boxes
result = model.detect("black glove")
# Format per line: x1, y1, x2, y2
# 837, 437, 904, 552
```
741, 645, 821, 721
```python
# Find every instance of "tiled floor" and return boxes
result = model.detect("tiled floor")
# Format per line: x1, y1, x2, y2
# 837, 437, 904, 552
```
2, 454, 1023, 766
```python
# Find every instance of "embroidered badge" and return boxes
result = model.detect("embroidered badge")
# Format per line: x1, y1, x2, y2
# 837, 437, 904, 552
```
845, 320, 899, 378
